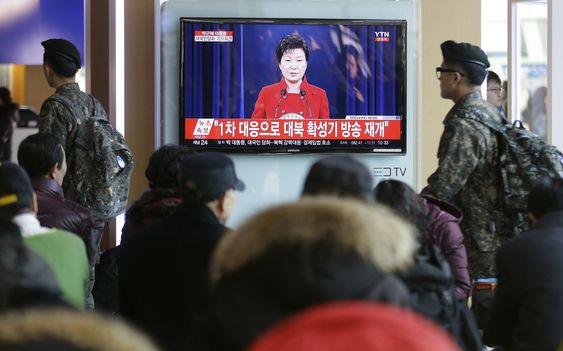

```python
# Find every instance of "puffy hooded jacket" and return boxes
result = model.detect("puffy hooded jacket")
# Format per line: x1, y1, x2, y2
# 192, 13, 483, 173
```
422, 195, 471, 300
191, 196, 418, 351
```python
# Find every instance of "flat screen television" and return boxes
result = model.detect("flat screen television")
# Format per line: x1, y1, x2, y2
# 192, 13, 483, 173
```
179, 18, 407, 153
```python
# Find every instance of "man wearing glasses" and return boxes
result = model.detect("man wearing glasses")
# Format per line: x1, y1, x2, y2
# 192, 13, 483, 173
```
486, 70, 506, 117
423, 41, 506, 304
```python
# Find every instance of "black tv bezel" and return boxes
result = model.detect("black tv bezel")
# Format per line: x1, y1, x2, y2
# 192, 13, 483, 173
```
179, 17, 407, 154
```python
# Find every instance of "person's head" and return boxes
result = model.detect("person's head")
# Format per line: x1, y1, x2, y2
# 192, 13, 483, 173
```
0, 163, 36, 221
0, 87, 13, 107
18, 133, 67, 186
211, 196, 417, 284
276, 33, 309, 85
302, 156, 373, 202
41, 38, 81, 87
145, 144, 196, 190
437, 40, 490, 102
179, 152, 245, 224
530, 86, 548, 115
527, 177, 563, 222
486, 70, 504, 108
373, 179, 427, 237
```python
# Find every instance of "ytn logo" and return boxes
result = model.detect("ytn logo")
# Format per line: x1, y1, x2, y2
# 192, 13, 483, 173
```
374, 31, 390, 43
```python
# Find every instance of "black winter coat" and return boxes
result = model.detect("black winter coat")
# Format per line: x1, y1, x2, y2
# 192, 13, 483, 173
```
118, 205, 228, 351
484, 211, 563, 350
93, 188, 182, 314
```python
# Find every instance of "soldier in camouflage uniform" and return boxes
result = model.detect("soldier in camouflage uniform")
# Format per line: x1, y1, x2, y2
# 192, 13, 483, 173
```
38, 38, 109, 308
423, 40, 507, 280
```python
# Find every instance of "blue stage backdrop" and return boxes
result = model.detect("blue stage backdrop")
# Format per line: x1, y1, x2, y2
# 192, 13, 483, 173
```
181, 21, 405, 119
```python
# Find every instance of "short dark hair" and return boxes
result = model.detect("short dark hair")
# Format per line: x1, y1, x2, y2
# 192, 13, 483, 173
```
373, 179, 427, 237
446, 61, 488, 86
527, 177, 563, 219
302, 156, 373, 202
145, 144, 196, 190
487, 70, 501, 86
43, 55, 77, 78
0, 163, 34, 221
18, 133, 64, 178
276, 33, 309, 63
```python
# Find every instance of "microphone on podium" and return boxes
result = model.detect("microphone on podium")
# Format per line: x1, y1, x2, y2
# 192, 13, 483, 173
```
300, 90, 312, 118
274, 89, 287, 118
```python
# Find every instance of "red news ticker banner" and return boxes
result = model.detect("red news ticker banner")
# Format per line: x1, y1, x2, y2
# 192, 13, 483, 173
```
185, 119, 401, 140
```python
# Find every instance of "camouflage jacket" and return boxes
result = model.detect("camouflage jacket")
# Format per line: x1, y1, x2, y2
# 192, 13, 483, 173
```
38, 83, 108, 206
424, 91, 505, 257
39, 83, 108, 148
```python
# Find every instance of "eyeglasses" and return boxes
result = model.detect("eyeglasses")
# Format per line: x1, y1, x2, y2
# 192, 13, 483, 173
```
436, 67, 465, 80
487, 87, 504, 94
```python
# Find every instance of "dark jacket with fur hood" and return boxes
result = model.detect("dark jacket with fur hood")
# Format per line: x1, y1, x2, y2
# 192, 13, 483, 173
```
191, 196, 418, 351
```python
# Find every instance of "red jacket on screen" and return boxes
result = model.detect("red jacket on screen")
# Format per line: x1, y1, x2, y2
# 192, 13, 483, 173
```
251, 77, 329, 119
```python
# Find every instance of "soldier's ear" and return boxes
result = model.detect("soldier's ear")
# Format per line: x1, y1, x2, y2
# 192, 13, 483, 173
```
48, 163, 58, 179
43, 63, 51, 76
453, 71, 464, 84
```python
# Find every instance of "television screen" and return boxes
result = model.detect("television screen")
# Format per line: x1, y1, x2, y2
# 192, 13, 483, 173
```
179, 18, 407, 153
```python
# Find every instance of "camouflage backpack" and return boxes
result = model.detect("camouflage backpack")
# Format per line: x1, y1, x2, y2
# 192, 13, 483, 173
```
468, 114, 563, 236
47, 95, 134, 220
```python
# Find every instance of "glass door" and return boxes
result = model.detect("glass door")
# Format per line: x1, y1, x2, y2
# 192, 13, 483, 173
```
508, 0, 547, 139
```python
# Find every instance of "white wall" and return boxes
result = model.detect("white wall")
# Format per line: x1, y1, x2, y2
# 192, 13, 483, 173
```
548, 0, 563, 150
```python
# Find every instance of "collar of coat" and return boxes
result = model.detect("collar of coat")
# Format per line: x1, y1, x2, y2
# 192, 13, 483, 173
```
211, 195, 417, 283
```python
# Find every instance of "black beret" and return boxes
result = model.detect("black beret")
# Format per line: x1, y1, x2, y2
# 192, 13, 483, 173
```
41, 38, 81, 68
440, 40, 490, 68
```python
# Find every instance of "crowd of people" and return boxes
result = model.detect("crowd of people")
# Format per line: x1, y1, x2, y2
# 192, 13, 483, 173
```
0, 37, 562, 351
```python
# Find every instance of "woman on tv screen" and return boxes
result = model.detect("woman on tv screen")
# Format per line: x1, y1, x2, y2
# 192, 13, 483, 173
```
251, 33, 329, 119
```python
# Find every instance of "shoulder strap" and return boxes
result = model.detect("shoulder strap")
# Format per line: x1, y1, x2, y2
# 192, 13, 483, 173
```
460, 98, 509, 135
47, 95, 87, 121
48, 93, 102, 120
89, 94, 103, 117
465, 114, 505, 135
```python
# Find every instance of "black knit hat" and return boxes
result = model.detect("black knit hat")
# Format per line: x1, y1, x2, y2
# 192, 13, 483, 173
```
440, 40, 490, 68
0, 162, 34, 220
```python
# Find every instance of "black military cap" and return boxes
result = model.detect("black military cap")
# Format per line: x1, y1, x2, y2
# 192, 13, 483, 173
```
41, 38, 82, 68
180, 153, 245, 197
440, 40, 490, 68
